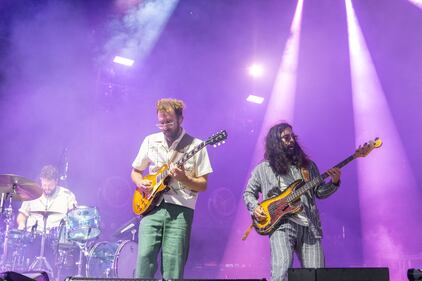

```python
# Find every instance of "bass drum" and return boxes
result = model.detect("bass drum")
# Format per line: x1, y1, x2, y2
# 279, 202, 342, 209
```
86, 240, 138, 278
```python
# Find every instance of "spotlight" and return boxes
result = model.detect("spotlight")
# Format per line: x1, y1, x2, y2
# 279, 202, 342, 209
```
408, 269, 422, 281
409, 0, 422, 9
113, 55, 135, 66
246, 94, 264, 104
248, 63, 264, 78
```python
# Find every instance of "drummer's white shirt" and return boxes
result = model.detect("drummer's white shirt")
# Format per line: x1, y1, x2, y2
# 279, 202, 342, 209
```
18, 186, 77, 232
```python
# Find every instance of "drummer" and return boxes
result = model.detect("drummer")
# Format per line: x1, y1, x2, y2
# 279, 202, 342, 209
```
16, 165, 77, 233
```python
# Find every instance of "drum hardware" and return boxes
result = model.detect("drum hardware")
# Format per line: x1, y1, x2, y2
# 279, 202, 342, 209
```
61, 206, 101, 278
0, 192, 14, 271
0, 174, 42, 272
50, 218, 79, 281
28, 211, 56, 279
113, 217, 140, 241
73, 241, 90, 278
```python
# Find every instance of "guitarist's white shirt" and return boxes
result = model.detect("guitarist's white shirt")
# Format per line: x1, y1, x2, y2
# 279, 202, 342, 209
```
132, 129, 213, 210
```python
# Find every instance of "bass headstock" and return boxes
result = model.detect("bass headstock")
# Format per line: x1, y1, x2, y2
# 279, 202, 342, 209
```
354, 137, 382, 158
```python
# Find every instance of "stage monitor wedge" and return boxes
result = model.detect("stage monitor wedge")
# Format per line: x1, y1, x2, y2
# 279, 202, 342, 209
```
288, 267, 389, 281
65, 277, 267, 281
0, 271, 49, 281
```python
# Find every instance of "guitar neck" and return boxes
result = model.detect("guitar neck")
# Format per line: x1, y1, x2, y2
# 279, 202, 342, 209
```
320, 154, 355, 181
175, 141, 206, 167
287, 154, 355, 202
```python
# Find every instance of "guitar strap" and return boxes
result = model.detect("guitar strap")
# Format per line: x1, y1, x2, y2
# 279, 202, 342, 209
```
300, 167, 311, 182
167, 132, 195, 166
175, 133, 195, 154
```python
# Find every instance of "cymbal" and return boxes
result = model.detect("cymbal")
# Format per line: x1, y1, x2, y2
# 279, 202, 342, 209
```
0, 174, 42, 201
29, 210, 63, 216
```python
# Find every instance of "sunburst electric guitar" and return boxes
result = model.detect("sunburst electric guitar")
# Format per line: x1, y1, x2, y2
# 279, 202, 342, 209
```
132, 130, 228, 216
245, 137, 383, 238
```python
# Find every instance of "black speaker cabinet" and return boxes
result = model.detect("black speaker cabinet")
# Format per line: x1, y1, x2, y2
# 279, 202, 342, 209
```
288, 268, 316, 281
65, 277, 267, 281
0, 272, 49, 281
288, 267, 389, 281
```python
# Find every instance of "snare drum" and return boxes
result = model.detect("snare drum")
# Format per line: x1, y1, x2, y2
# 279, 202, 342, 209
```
86, 240, 137, 278
67, 206, 101, 241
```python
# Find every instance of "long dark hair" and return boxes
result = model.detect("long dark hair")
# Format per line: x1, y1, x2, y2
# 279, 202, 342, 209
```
264, 122, 310, 176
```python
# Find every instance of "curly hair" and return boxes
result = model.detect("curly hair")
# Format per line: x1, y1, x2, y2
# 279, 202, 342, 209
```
264, 122, 310, 176
39, 165, 59, 181
156, 98, 185, 118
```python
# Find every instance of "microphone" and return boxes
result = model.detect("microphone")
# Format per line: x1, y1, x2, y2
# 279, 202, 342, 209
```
59, 147, 69, 184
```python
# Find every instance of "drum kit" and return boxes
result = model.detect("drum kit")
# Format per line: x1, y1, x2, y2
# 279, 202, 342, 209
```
0, 174, 138, 281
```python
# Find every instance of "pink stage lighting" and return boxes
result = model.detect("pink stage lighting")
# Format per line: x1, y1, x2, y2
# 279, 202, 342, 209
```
346, 0, 421, 280
218, 1, 304, 279
113, 55, 135, 66
409, 0, 422, 9
246, 94, 264, 104
248, 63, 264, 78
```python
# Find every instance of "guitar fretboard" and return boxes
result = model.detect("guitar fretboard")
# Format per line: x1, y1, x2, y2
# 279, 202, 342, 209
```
175, 141, 206, 167
286, 154, 355, 203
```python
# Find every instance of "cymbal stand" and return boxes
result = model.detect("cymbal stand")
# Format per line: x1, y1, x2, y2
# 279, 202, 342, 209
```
0, 186, 15, 271
130, 228, 137, 241
29, 213, 54, 279
74, 241, 89, 277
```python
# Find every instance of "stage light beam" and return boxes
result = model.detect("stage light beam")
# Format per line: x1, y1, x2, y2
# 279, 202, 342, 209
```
409, 0, 422, 9
346, 1, 421, 280
219, 0, 304, 279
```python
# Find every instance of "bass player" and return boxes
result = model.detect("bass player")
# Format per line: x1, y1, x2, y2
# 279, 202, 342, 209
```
243, 122, 341, 281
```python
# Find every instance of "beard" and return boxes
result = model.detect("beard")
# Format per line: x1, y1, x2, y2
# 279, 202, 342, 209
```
283, 143, 300, 165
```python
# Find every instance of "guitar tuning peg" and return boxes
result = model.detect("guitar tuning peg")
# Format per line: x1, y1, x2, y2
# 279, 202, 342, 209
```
213, 144, 217, 148
222, 141, 226, 144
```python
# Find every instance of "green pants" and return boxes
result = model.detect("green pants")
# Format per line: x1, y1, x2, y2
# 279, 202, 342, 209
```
135, 202, 194, 279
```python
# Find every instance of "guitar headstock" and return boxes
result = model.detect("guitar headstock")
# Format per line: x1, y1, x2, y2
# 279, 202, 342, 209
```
354, 137, 383, 158
206, 130, 228, 147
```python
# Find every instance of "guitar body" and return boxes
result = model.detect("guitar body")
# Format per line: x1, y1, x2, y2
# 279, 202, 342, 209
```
253, 179, 304, 235
132, 164, 170, 216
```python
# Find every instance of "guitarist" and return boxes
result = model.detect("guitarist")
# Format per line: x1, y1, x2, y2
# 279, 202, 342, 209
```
243, 122, 341, 281
130, 98, 213, 280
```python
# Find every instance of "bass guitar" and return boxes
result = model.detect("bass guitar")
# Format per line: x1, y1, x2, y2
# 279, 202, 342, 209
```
132, 130, 227, 216
248, 137, 382, 237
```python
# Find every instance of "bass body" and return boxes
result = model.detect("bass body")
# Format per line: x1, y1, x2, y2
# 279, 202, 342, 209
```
253, 179, 303, 235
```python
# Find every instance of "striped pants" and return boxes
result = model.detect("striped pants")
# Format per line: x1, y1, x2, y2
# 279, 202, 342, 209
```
269, 221, 324, 281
